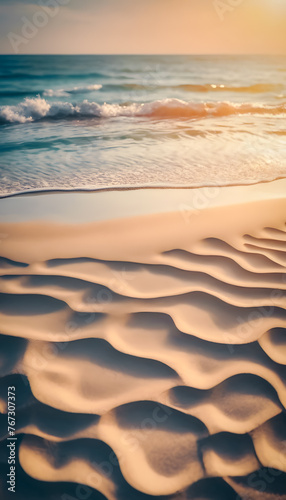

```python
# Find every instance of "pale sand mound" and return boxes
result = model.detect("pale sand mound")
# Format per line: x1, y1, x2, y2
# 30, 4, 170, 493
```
0, 180, 286, 500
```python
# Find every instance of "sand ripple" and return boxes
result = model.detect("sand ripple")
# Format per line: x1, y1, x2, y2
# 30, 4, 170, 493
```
0, 195, 285, 499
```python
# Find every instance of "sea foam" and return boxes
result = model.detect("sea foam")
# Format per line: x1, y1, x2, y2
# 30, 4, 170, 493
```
0, 96, 285, 124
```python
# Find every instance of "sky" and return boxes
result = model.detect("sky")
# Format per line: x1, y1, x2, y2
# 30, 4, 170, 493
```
0, 0, 285, 55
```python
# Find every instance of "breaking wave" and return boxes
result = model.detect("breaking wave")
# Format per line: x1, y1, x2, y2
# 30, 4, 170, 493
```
0, 96, 285, 124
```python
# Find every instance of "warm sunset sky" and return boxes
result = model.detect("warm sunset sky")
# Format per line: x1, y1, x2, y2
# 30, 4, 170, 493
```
0, 0, 285, 54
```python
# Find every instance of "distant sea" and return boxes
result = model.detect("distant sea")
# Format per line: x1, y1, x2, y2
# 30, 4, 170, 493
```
0, 54, 285, 195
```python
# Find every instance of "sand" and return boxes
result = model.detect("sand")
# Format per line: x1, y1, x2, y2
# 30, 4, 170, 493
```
0, 179, 285, 500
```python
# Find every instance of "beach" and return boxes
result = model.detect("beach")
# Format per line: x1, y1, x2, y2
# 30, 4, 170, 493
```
0, 0, 286, 497
1, 55, 286, 196
0, 179, 285, 500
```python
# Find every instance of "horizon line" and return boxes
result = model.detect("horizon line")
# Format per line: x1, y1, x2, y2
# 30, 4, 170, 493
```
0, 53, 286, 57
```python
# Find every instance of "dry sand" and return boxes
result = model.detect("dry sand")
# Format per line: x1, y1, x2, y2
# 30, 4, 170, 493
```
0, 179, 285, 500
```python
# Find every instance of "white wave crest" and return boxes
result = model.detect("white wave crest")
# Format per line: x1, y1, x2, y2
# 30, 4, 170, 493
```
0, 96, 285, 124
43, 85, 102, 97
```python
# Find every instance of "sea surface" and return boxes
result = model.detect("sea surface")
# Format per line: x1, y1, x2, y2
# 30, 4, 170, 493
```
0, 54, 285, 195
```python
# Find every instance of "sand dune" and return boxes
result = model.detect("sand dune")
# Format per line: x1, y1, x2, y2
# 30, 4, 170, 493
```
0, 182, 285, 499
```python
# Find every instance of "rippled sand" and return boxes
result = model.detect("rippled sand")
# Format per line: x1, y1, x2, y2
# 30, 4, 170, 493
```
0, 180, 285, 500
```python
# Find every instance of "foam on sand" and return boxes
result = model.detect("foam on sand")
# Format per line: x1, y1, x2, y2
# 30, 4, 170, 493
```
0, 179, 285, 499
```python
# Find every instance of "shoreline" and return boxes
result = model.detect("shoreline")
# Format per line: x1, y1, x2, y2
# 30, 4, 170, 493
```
1, 174, 286, 200
0, 177, 286, 225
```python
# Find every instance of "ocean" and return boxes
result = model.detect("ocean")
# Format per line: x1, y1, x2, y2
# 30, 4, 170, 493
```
0, 54, 285, 195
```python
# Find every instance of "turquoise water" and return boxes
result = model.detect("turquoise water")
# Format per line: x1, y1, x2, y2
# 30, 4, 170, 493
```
0, 55, 285, 195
